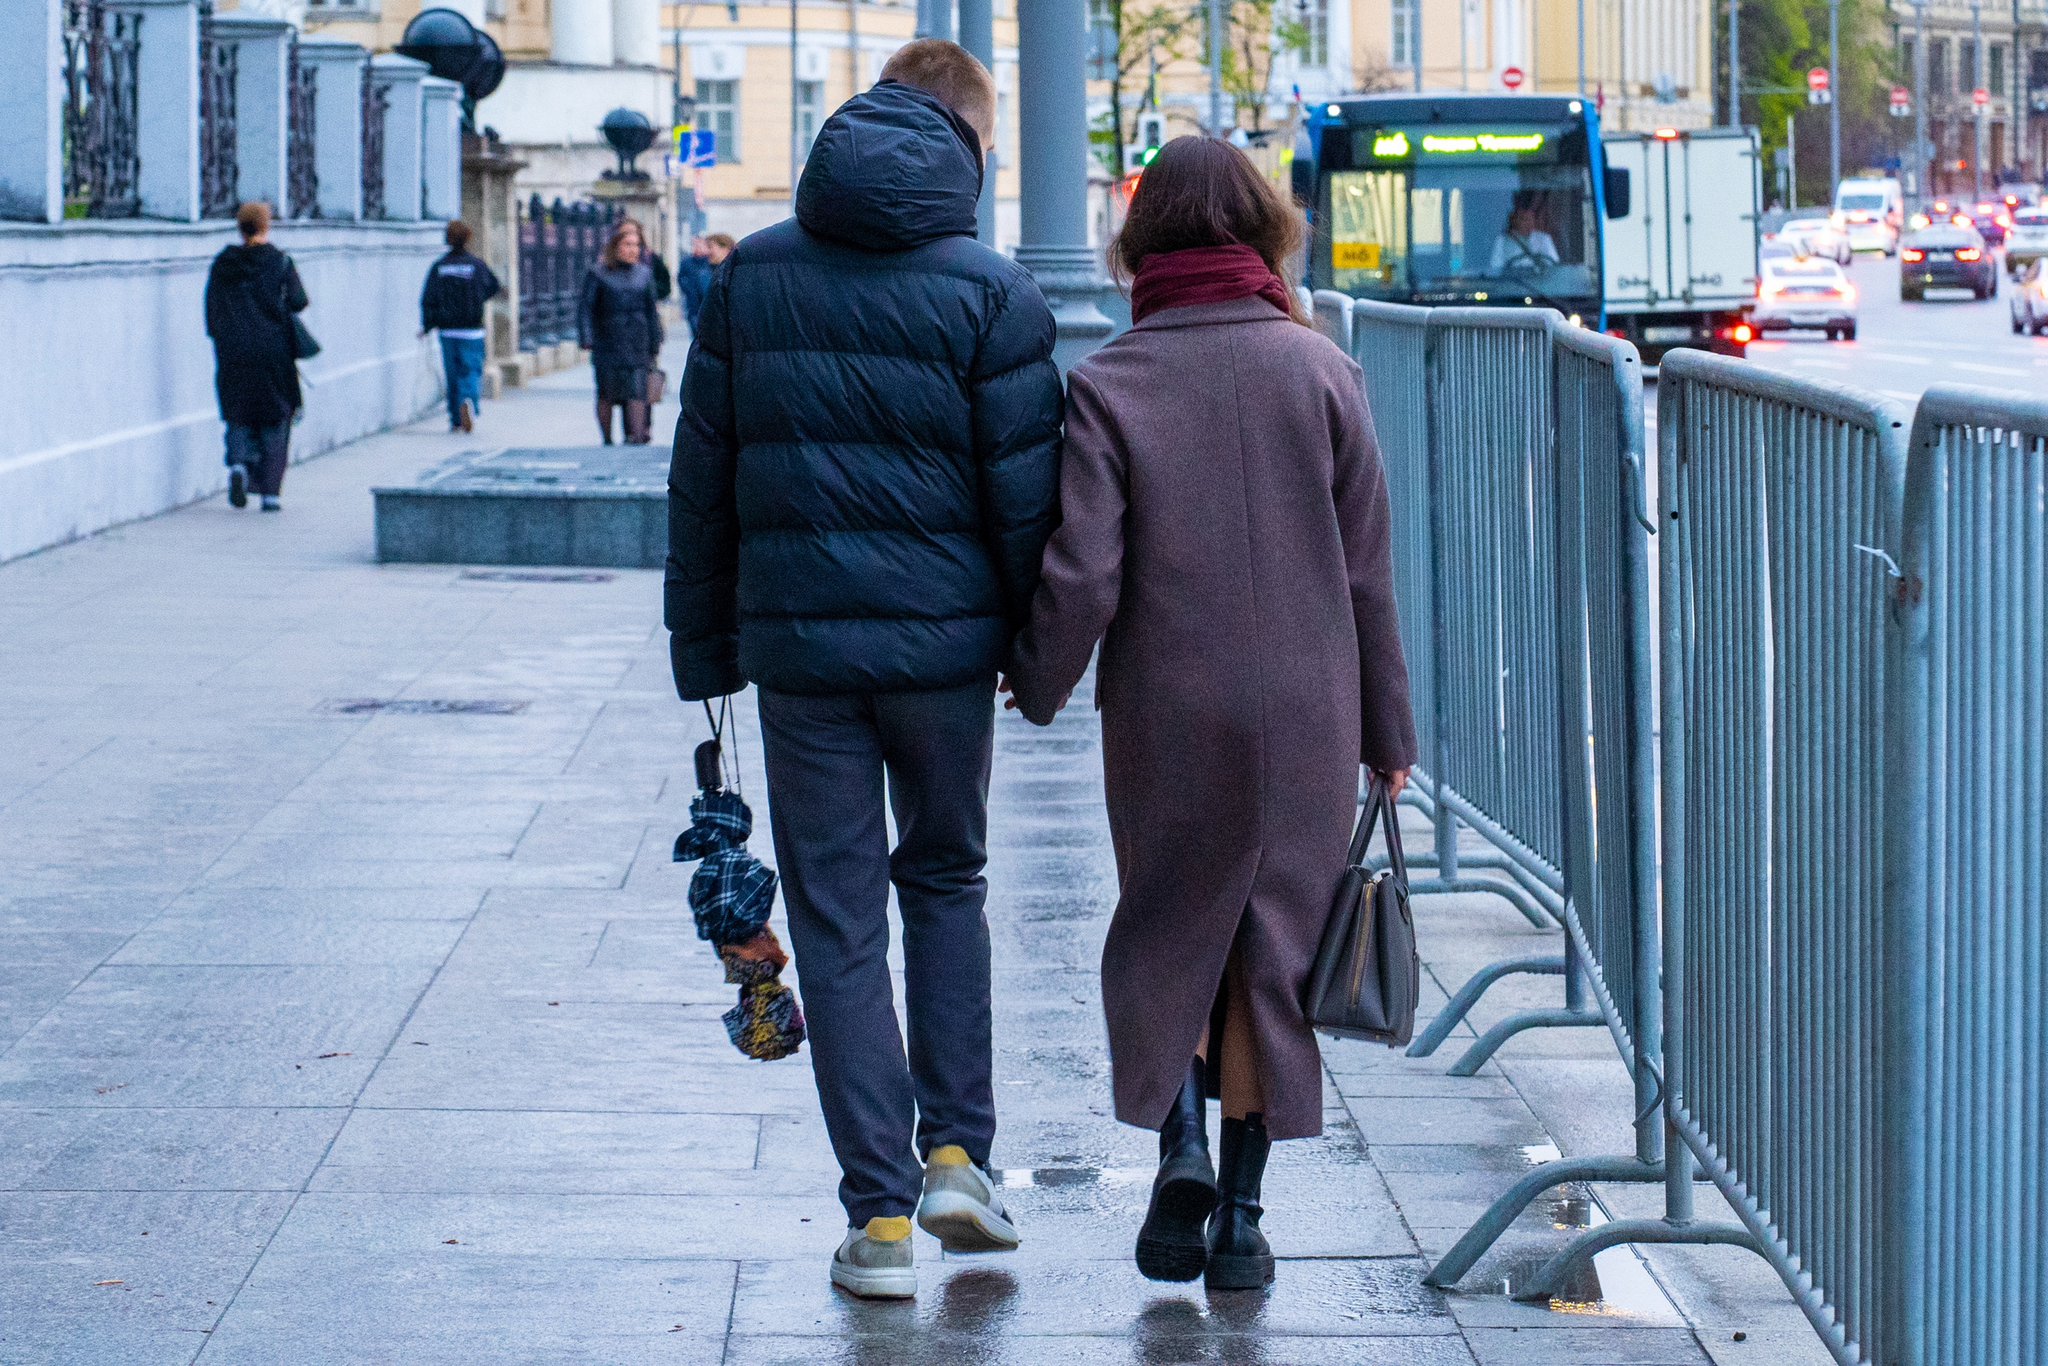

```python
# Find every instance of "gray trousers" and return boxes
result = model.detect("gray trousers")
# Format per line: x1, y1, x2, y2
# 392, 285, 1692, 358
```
756, 682, 998, 1226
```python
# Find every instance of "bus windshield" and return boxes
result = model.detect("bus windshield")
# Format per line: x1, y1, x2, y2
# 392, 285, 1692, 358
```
1313, 124, 1598, 308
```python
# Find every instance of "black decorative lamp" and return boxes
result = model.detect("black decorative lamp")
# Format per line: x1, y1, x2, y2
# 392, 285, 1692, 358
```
600, 108, 657, 182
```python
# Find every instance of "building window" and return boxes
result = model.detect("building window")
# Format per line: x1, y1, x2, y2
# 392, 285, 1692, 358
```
697, 79, 739, 163
1990, 43, 2005, 96
1899, 35, 1915, 85
1296, 0, 1330, 67
1391, 0, 1415, 68
1959, 39, 1976, 92
304, 0, 381, 12
797, 80, 823, 157
1929, 40, 1948, 97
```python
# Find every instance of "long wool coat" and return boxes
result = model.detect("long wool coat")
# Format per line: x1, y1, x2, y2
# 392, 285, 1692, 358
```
1009, 296, 1418, 1141
204, 243, 308, 429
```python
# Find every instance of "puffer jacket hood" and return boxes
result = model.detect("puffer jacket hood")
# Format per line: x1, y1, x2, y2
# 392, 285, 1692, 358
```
795, 81, 982, 251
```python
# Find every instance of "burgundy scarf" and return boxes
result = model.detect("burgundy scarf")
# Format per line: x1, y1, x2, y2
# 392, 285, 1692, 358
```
1129, 244, 1293, 324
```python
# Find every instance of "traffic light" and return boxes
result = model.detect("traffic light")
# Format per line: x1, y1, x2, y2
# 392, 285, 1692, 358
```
1125, 112, 1167, 174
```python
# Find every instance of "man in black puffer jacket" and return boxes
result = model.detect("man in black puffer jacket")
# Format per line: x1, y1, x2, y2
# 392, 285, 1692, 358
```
667, 40, 1060, 1299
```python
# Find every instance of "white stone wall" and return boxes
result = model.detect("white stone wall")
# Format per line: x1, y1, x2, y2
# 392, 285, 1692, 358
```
0, 220, 445, 563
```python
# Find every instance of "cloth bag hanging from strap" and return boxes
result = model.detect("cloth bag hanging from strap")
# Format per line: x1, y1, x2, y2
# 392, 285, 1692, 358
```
1303, 773, 1419, 1047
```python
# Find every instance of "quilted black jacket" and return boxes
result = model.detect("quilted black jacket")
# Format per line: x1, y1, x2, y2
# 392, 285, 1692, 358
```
664, 81, 1063, 699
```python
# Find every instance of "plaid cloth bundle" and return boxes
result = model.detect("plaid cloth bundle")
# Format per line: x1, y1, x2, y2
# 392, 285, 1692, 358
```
673, 773, 806, 1061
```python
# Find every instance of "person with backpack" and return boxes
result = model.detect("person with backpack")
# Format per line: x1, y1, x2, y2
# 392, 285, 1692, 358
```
419, 220, 502, 433
204, 201, 309, 513
665, 40, 1062, 1300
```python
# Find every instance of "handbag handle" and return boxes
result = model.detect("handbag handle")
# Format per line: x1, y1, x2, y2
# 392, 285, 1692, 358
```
1348, 771, 1409, 884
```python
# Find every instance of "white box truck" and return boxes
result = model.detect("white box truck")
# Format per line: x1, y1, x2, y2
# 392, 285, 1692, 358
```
1600, 126, 1763, 362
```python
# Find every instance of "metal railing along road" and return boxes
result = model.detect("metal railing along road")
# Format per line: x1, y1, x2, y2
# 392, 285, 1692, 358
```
1885, 384, 2048, 1366
1338, 295, 1559, 932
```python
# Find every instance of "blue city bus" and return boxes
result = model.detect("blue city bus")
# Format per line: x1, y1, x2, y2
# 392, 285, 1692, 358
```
1299, 93, 1627, 329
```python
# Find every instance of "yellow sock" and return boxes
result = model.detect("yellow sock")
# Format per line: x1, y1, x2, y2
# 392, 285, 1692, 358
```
927, 1145, 970, 1167
864, 1216, 912, 1242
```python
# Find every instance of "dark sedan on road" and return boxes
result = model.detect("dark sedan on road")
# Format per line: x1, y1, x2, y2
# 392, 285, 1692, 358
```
1901, 226, 1999, 300
1968, 200, 2013, 245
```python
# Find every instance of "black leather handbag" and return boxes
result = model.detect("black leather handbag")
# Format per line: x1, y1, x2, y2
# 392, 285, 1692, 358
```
1304, 774, 1419, 1047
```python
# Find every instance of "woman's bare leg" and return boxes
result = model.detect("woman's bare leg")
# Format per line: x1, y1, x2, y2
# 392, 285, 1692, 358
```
1216, 946, 1266, 1121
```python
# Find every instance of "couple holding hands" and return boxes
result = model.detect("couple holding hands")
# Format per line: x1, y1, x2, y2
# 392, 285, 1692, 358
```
665, 40, 1415, 1300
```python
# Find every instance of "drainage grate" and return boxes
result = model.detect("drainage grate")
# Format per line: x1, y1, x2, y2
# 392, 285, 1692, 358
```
320, 699, 531, 716
459, 570, 616, 584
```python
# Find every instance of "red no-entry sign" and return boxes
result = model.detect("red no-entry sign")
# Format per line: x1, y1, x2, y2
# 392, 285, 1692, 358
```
1808, 67, 1829, 91
1502, 66, 1524, 90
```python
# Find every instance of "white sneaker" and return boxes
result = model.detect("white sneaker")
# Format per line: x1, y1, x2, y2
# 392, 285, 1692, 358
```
915, 1145, 1021, 1252
830, 1216, 917, 1299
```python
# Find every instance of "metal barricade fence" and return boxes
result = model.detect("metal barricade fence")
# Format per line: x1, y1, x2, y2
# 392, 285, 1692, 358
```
1310, 288, 1353, 355
1590, 349, 1909, 1358
1424, 322, 1753, 1291
1347, 300, 1556, 929
1886, 384, 2048, 1366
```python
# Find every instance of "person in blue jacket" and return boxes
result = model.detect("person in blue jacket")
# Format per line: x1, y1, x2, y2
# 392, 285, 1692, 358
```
419, 220, 501, 433
664, 40, 1062, 1300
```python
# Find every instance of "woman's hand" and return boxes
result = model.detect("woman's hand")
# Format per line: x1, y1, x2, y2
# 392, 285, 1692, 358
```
1379, 768, 1410, 800
998, 675, 1069, 718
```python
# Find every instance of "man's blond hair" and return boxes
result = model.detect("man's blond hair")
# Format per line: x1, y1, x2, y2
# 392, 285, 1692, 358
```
877, 39, 996, 142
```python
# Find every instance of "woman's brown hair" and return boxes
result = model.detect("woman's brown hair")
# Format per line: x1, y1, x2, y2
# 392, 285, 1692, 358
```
1110, 136, 1308, 324
602, 218, 645, 268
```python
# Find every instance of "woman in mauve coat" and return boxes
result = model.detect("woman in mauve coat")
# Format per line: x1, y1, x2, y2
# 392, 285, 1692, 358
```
1006, 136, 1417, 1292
577, 218, 664, 445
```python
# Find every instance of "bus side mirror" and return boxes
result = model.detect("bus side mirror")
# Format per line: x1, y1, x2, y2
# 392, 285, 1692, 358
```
1604, 167, 1631, 219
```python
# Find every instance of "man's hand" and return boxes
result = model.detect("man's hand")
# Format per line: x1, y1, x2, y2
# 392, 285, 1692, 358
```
1379, 768, 1410, 801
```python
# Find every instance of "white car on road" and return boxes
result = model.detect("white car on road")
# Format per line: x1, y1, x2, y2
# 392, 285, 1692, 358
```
1753, 257, 1859, 340
1779, 217, 1854, 264
2005, 206, 2048, 277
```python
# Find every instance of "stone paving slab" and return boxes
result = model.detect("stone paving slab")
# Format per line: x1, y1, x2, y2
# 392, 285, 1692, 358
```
0, 350, 1835, 1365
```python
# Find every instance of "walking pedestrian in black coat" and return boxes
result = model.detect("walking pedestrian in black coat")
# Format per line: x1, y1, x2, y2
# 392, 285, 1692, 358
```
666, 41, 1062, 1301
204, 201, 307, 510
577, 218, 663, 444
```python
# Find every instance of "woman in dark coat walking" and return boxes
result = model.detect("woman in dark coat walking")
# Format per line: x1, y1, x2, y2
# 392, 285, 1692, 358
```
577, 218, 664, 444
1006, 137, 1417, 1291
204, 201, 308, 510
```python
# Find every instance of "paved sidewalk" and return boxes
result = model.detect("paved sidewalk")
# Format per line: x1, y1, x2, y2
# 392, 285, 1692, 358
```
2, 358, 1829, 1365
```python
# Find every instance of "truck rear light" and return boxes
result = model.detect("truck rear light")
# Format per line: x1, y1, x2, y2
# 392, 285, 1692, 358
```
1653, 127, 1680, 140
1717, 323, 1754, 343
1957, 247, 1983, 261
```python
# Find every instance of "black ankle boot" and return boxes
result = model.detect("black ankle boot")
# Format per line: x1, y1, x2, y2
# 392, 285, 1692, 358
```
1135, 1058, 1217, 1281
1205, 1113, 1274, 1289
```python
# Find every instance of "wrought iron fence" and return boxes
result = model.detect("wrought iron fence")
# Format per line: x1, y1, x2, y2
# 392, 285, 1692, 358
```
286, 40, 318, 218
517, 197, 623, 350
197, 2, 238, 219
361, 60, 389, 221
60, 0, 142, 219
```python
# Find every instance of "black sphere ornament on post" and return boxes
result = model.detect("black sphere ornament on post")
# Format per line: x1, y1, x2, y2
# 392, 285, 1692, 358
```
396, 7, 500, 131
600, 107, 656, 182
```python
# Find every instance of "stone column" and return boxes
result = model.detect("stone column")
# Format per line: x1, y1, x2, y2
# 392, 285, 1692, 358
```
613, 0, 660, 67
959, 0, 996, 246
297, 39, 364, 220
1016, 0, 1111, 367
462, 139, 526, 363
421, 76, 462, 220
131, 0, 203, 222
211, 16, 291, 213
373, 53, 427, 222
553, 0, 614, 68
0, 0, 63, 222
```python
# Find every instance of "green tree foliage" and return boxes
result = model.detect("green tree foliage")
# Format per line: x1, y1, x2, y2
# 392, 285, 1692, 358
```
1088, 1, 1198, 178
1728, 0, 1908, 204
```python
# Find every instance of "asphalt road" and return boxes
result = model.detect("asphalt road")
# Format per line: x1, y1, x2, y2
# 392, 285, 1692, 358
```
1739, 249, 2048, 401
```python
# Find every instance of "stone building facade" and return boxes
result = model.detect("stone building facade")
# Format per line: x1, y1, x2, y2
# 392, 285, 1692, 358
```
1890, 0, 2048, 192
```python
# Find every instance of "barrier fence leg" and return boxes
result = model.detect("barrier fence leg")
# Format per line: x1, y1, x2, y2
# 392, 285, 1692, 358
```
1511, 1127, 1761, 1303
1406, 956, 1565, 1058
1442, 939, 1605, 1076
1395, 798, 1557, 929
1421, 1153, 1664, 1288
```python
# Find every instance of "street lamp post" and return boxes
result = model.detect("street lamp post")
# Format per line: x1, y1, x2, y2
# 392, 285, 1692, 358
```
1914, 0, 1930, 206
1208, 0, 1225, 135
1829, 0, 1840, 195
1728, 0, 1740, 126
1973, 0, 1986, 199
959, 0, 994, 246
1016, 0, 1112, 367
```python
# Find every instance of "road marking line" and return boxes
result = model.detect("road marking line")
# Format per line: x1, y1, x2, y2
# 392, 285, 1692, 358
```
1949, 362, 2028, 376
